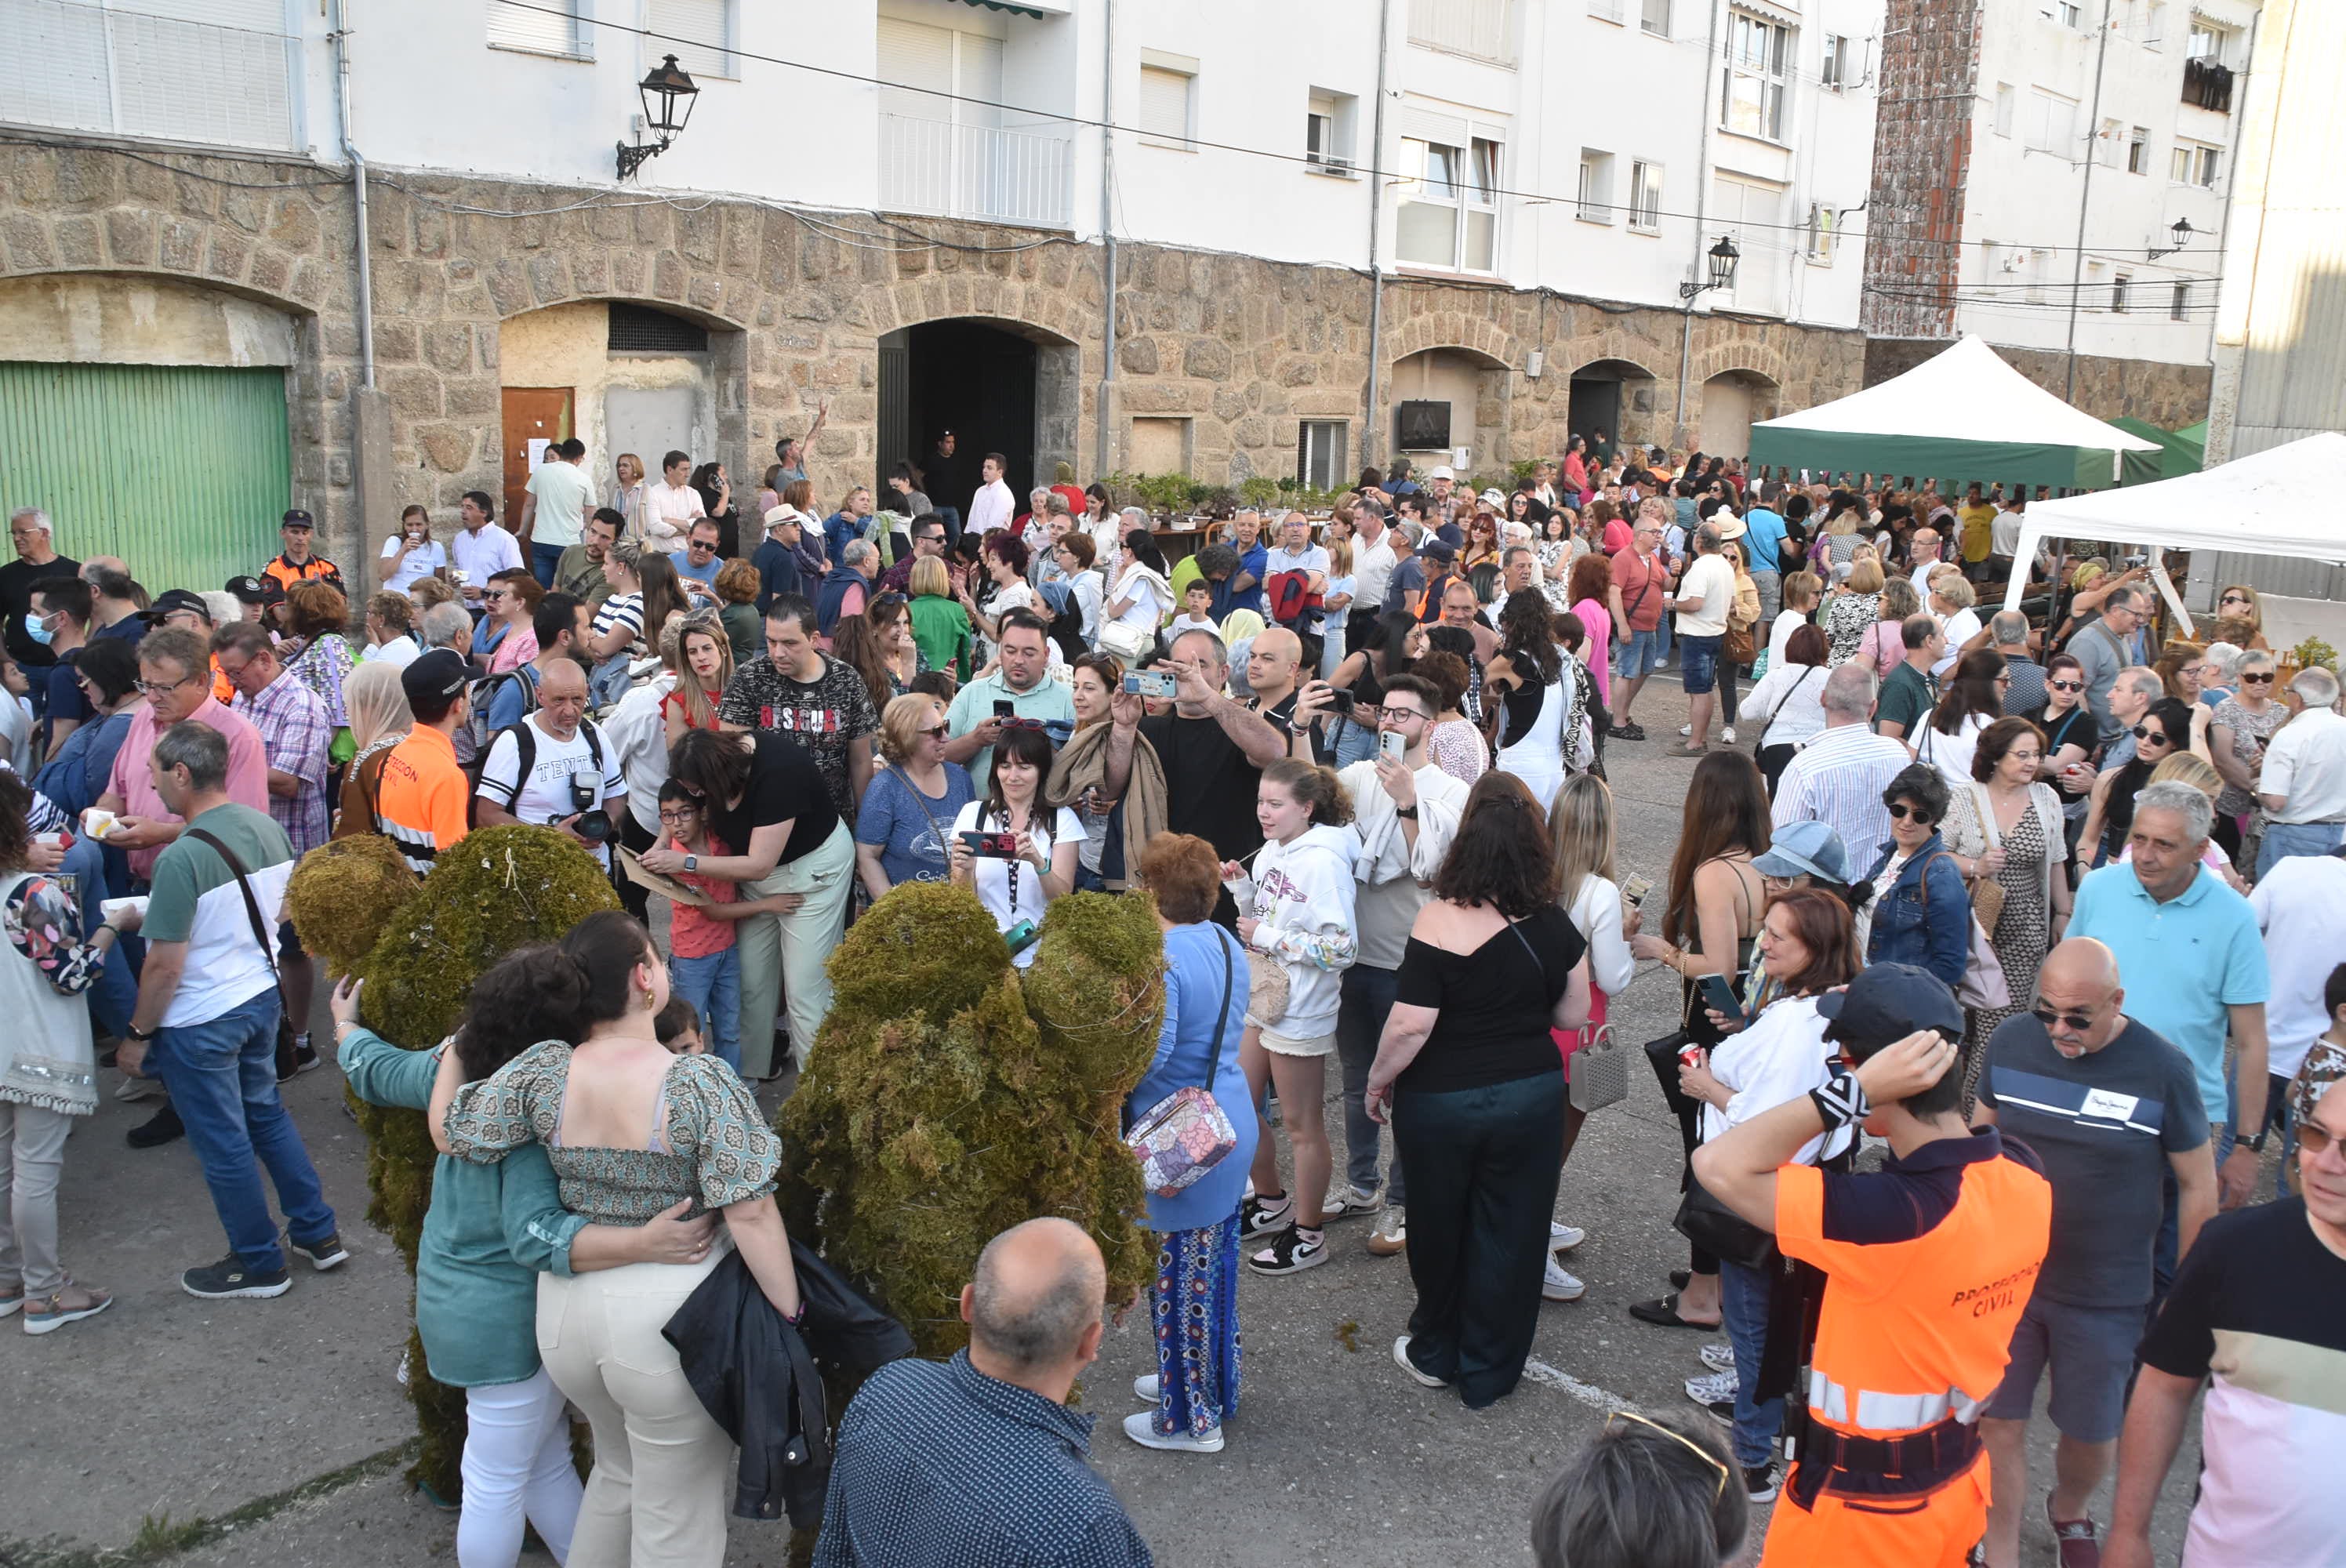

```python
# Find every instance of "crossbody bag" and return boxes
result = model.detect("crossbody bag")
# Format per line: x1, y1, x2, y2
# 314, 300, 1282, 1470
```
1125, 927, 1240, 1197
183, 828, 298, 1080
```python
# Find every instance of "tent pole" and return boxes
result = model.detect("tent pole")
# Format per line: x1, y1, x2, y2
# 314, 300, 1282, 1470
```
2062, 0, 2115, 405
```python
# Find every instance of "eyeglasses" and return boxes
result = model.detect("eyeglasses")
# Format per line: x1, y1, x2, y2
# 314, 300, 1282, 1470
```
656, 809, 699, 825
1603, 1412, 1728, 1503
918, 723, 949, 740
1886, 801, 1936, 825
2047, 679, 2084, 692
2241, 672, 2275, 684
2031, 1004, 2099, 1035
2133, 725, 2173, 745
2300, 1120, 2341, 1158
134, 673, 204, 697
2219, 593, 2252, 608
688, 539, 717, 551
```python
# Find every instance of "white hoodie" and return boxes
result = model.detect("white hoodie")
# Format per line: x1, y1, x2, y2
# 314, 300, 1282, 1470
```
1246, 822, 1358, 1038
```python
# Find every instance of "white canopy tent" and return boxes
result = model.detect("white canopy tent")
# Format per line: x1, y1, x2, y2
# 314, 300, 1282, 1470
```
1999, 432, 2346, 611
1749, 336, 2163, 491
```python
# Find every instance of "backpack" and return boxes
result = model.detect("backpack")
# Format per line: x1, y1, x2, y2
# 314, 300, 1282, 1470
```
464, 665, 542, 768
470, 713, 607, 826
1264, 568, 1323, 628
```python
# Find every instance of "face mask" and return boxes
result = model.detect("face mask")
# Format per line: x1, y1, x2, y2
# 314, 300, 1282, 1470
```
24, 612, 53, 647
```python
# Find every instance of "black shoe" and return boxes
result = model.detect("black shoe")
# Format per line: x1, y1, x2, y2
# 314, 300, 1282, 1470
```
1670, 1267, 1692, 1290
278, 1040, 320, 1084
1743, 1462, 1780, 1504
127, 1105, 184, 1149
289, 1232, 350, 1272
181, 1253, 292, 1300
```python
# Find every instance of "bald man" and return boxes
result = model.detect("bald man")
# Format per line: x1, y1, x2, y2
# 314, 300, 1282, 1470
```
1971, 938, 2217, 1568
813, 1219, 1149, 1567
1244, 625, 1323, 759
471, 658, 624, 866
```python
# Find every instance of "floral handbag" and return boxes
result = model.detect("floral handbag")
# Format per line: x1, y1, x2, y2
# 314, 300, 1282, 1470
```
1125, 928, 1240, 1198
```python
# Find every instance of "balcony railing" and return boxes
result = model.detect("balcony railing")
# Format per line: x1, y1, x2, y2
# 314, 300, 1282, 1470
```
2181, 56, 2233, 114
878, 114, 1074, 230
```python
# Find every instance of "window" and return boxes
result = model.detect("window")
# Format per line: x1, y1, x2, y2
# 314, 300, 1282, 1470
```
2112, 273, 2131, 312
5, 0, 300, 149
1408, 0, 1516, 65
2170, 281, 2191, 320
1589, 0, 1627, 24
2141, 0, 2166, 46
1993, 82, 2016, 138
2127, 125, 2149, 172
1642, 0, 1672, 36
1821, 34, 1851, 90
2187, 21, 2228, 61
1804, 202, 1837, 262
2095, 117, 2125, 168
489, 0, 592, 60
1396, 130, 1502, 270
2023, 251, 2050, 304
2172, 140, 2220, 186
2024, 88, 2079, 155
1721, 13, 1792, 140
2197, 145, 2221, 186
1578, 149, 1616, 223
1298, 422, 1349, 490
1629, 161, 1664, 231
1138, 56, 1197, 149
2041, 0, 2083, 27
1709, 175, 1785, 313
1306, 89, 1357, 172
647, 0, 735, 81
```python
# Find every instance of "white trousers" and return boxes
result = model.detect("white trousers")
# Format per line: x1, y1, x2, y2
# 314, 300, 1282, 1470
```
458, 1366, 583, 1568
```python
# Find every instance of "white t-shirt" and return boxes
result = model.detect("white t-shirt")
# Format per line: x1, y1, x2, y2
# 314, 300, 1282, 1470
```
1767, 608, 1807, 671
951, 800, 1083, 967
2250, 852, 2346, 1078
475, 714, 625, 866
1674, 554, 1735, 637
1110, 567, 1169, 634
361, 637, 420, 669
1932, 607, 1981, 678
379, 535, 447, 594
525, 460, 596, 549
1919, 710, 1990, 792
2259, 709, 2346, 825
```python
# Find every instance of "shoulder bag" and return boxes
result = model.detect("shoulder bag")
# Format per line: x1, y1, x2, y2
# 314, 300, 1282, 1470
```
1964, 782, 2009, 938
183, 828, 299, 1080
1923, 850, 2011, 1011
1125, 927, 1241, 1197
1673, 1171, 1780, 1272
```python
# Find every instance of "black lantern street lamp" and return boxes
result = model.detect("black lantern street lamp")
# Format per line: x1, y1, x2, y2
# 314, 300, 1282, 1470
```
2147, 216, 2195, 260
616, 54, 699, 182
1680, 234, 1741, 301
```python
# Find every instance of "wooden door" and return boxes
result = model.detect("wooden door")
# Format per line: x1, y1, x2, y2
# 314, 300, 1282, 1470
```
500, 387, 574, 531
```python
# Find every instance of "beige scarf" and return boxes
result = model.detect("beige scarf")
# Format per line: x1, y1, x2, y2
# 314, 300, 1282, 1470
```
1046, 722, 1168, 892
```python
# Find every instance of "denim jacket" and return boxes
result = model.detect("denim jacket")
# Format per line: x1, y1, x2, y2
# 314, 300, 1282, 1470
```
1862, 834, 1970, 990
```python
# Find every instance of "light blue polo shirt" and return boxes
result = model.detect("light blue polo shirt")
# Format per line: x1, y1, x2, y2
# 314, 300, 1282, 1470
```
2068, 862, 2269, 1128
944, 670, 1075, 793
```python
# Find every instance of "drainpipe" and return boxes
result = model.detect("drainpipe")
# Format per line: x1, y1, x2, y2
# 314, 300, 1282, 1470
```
2061, 0, 2114, 406
1094, 0, 1117, 477
1363, 0, 1393, 466
1676, 0, 1724, 445
329, 0, 376, 390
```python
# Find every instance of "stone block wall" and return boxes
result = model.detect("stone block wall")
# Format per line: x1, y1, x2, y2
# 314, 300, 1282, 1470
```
1, 140, 1869, 582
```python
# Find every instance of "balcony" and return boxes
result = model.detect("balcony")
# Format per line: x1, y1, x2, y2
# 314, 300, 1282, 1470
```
877, 114, 1073, 230
2182, 56, 2233, 114
1409, 0, 1516, 66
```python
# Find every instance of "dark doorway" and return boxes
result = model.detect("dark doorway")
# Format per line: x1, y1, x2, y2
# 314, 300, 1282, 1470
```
1567, 376, 1620, 452
880, 320, 1039, 524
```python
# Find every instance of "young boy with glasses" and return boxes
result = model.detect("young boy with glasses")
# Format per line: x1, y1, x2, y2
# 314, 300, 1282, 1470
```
646, 781, 801, 1076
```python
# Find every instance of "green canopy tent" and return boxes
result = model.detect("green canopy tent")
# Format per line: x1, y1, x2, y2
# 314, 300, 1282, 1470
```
2108, 417, 2206, 482
1748, 336, 2162, 492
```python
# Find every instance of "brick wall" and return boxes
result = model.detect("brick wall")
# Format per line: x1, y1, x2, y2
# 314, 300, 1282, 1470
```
1862, 0, 1981, 339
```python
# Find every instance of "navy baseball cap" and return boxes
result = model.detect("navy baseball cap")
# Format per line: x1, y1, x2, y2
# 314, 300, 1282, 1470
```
1818, 964, 1965, 1054
281, 510, 315, 529
401, 648, 479, 706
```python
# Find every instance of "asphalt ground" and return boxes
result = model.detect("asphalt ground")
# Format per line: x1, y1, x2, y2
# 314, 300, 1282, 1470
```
1, 674, 2217, 1568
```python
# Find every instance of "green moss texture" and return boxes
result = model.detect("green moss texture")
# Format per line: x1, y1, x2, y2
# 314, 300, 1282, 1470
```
285, 825, 619, 1500
778, 885, 1165, 1363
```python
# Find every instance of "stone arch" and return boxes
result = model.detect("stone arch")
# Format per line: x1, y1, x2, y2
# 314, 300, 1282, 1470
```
1387, 339, 1515, 475
1686, 335, 1790, 392
872, 278, 1091, 350
1563, 356, 1663, 454
1696, 368, 1782, 461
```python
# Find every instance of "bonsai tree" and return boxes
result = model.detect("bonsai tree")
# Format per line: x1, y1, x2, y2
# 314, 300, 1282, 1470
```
778, 884, 1164, 1368
285, 824, 619, 1501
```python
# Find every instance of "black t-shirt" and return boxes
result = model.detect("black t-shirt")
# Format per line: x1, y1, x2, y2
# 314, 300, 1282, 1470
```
1394, 905, 1585, 1092
1142, 712, 1264, 868
2033, 703, 2100, 797
709, 732, 839, 869
0, 553, 82, 669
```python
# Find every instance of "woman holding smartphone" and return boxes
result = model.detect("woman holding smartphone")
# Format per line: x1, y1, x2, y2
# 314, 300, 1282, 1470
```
947, 724, 1079, 968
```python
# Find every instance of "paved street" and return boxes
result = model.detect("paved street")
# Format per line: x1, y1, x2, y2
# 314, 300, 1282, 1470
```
2, 677, 2211, 1568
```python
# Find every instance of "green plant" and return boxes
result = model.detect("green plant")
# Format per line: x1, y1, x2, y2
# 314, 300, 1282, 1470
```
2291, 636, 2337, 672
1238, 475, 1280, 507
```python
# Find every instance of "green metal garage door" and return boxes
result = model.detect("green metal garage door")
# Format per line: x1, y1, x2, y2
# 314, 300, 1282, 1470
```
0, 361, 292, 595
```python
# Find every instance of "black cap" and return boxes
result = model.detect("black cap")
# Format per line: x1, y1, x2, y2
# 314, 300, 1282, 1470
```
1420, 538, 1458, 564
143, 588, 212, 624
401, 648, 479, 706
1818, 964, 1965, 1054
281, 509, 315, 529
224, 574, 273, 604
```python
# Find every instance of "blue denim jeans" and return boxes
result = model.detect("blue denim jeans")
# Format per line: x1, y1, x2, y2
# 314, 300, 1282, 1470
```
151, 988, 336, 1272
1719, 1258, 1781, 1468
1334, 963, 1405, 1206
668, 947, 742, 1073
2257, 819, 2344, 879
530, 541, 565, 589
1679, 633, 1725, 695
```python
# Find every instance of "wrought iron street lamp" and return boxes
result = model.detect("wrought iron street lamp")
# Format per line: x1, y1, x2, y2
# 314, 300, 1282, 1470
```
2146, 217, 2195, 260
616, 54, 699, 182
1680, 234, 1741, 301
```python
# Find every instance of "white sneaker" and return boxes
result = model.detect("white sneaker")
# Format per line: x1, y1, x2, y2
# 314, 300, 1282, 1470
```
1321, 1184, 1382, 1221
1549, 1221, 1586, 1250
1122, 1410, 1224, 1453
1699, 1341, 1736, 1374
1685, 1368, 1738, 1404
1679, 723, 1693, 737
1542, 1257, 1586, 1301
1133, 1374, 1160, 1403
1720, 725, 1738, 745
1393, 1334, 1448, 1388
1367, 1206, 1407, 1256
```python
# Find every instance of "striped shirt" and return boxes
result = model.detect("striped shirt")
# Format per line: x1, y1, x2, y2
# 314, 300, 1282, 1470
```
234, 671, 332, 855
1770, 721, 1912, 866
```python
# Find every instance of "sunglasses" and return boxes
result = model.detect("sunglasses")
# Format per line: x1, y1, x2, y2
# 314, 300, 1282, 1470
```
2133, 725, 2173, 744
918, 723, 949, 740
2219, 594, 2252, 607
2031, 1004, 2098, 1035
2241, 672, 2275, 684
1886, 801, 1936, 825
2048, 679, 2084, 692
2301, 1120, 2340, 1158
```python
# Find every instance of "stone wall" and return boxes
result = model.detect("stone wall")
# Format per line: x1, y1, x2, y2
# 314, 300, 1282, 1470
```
1863, 336, 2213, 428
0, 140, 1868, 583
1861, 0, 1980, 341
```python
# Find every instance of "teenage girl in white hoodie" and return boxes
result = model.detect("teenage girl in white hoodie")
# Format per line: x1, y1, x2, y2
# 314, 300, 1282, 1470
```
1233, 758, 1358, 1276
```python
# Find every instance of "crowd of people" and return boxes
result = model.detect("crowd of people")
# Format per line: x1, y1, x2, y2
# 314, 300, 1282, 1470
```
2, 423, 2342, 1568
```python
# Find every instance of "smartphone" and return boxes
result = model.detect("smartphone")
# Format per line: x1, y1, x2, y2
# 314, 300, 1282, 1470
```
1698, 972, 1745, 1022
1380, 730, 1407, 761
993, 699, 1016, 720
959, 829, 1019, 858
1327, 688, 1357, 716
1124, 670, 1178, 699
1004, 918, 1041, 955
1623, 873, 1653, 907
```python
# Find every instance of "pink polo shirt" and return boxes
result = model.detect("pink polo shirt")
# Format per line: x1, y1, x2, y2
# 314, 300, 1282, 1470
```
106, 695, 273, 881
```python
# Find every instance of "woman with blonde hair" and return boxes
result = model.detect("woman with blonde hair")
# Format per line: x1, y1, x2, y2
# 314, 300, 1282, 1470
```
2213, 584, 2268, 649
854, 691, 974, 896
1542, 774, 1636, 1295
333, 659, 414, 839
660, 613, 733, 748
906, 554, 972, 681
1824, 556, 1885, 668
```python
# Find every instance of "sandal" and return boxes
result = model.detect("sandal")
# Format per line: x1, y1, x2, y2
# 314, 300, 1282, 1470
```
1629, 1293, 1722, 1330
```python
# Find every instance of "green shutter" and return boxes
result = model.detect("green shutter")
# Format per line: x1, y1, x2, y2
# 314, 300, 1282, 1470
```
0, 361, 292, 593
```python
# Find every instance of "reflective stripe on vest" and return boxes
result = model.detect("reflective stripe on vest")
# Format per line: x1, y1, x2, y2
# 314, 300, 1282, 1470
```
1808, 1371, 1984, 1433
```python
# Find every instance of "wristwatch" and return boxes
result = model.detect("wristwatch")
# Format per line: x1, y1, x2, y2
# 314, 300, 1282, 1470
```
683, 854, 698, 873
126, 1023, 158, 1043
1396, 805, 1419, 819
2238, 1127, 2268, 1153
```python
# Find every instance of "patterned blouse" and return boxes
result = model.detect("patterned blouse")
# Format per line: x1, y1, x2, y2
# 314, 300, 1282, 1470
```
284, 632, 355, 731
443, 1040, 780, 1223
